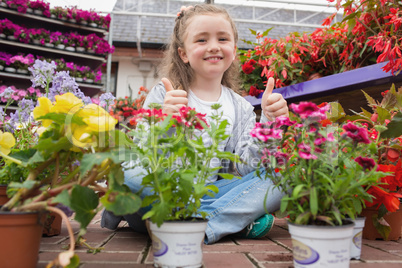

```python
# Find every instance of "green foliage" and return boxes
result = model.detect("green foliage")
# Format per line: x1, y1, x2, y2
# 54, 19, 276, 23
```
252, 102, 386, 226
126, 106, 239, 226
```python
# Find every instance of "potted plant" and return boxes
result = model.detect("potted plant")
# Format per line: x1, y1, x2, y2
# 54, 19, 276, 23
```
238, 0, 402, 96
124, 104, 238, 267
251, 101, 387, 267
0, 59, 142, 268
330, 84, 402, 241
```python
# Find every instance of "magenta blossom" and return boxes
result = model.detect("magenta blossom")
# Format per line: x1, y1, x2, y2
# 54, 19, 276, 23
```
290, 102, 329, 120
297, 143, 318, 160
354, 157, 376, 171
342, 122, 371, 144
275, 116, 297, 128
251, 122, 283, 142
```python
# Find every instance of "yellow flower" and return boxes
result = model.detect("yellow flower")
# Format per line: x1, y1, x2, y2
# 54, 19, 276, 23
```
0, 130, 16, 155
69, 123, 97, 149
53, 92, 83, 114
33, 97, 54, 127
80, 104, 117, 133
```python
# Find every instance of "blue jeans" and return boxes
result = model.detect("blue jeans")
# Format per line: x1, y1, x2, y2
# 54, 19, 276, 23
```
123, 167, 284, 244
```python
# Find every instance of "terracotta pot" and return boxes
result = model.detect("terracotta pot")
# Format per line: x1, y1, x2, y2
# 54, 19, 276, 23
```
0, 209, 45, 268
0, 184, 10, 206
42, 211, 62, 237
360, 203, 402, 241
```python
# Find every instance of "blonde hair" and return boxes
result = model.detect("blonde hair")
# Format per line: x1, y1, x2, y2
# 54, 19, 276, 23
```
160, 4, 241, 93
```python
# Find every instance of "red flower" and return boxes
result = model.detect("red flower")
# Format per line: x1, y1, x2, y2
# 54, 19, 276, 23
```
365, 186, 402, 212
249, 86, 263, 97
241, 60, 255, 74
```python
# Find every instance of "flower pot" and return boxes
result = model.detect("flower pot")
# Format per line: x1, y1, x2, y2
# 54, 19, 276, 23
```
350, 217, 365, 260
76, 47, 85, 52
89, 22, 98, 28
84, 78, 94, 84
42, 211, 62, 237
65, 46, 75, 52
0, 185, 9, 205
56, 44, 65, 50
4, 67, 16, 73
33, 10, 43, 16
149, 219, 207, 268
288, 220, 355, 268
32, 39, 41, 45
0, 65, 4, 71
0, 209, 45, 268
16, 69, 29, 75
0, 33, 6, 39
360, 204, 402, 241
6, 35, 17, 41
75, 77, 83, 82
44, 43, 54, 48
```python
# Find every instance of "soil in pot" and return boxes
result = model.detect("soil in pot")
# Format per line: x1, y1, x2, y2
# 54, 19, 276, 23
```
0, 209, 45, 268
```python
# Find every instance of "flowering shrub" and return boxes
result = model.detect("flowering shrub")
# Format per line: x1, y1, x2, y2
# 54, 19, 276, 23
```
110, 86, 149, 127
239, 0, 402, 95
329, 85, 402, 239
251, 102, 386, 225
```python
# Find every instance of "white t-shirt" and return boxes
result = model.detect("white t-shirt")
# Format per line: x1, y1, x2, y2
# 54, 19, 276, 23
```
187, 86, 235, 183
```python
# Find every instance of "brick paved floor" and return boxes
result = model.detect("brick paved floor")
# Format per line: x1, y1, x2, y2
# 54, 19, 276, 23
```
38, 212, 402, 268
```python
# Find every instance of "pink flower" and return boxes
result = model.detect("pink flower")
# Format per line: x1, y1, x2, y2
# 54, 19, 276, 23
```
342, 122, 371, 144
298, 143, 317, 160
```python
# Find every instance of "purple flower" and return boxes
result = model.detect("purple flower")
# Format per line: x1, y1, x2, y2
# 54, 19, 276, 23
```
29, 59, 57, 89
99, 92, 115, 110
0, 87, 15, 99
342, 122, 371, 144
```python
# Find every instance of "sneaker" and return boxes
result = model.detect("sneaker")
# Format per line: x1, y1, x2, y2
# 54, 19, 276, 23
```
237, 214, 275, 239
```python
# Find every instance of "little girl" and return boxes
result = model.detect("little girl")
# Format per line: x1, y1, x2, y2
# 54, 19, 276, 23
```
102, 4, 289, 244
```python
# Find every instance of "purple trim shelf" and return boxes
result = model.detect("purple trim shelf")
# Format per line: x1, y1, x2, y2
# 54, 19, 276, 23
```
244, 61, 402, 109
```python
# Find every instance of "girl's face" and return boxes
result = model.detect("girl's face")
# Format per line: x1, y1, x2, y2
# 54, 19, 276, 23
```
178, 14, 236, 82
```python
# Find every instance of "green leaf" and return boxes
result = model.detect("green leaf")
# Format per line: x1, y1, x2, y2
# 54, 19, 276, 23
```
381, 112, 402, 138
80, 150, 125, 175
65, 254, 80, 268
310, 187, 318, 216
53, 190, 72, 208
9, 148, 36, 162
70, 185, 99, 229
36, 136, 72, 153
100, 190, 142, 216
